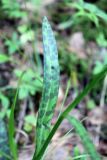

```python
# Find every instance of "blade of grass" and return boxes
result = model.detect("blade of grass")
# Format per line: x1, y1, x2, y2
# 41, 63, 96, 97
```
67, 115, 101, 160
72, 154, 89, 160
34, 66, 107, 160
8, 71, 25, 160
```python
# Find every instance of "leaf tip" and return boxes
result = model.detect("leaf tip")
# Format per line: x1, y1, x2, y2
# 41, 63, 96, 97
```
43, 16, 49, 24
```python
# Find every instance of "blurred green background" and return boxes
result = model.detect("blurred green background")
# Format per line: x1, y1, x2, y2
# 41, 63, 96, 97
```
0, 0, 107, 159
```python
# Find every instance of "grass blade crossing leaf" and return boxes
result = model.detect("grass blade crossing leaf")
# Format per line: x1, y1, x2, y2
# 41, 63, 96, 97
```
67, 115, 101, 160
35, 16, 60, 155
35, 65, 107, 160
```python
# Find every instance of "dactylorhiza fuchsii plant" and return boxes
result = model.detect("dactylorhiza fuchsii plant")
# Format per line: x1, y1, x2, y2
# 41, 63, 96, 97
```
0, 16, 107, 160
32, 17, 105, 160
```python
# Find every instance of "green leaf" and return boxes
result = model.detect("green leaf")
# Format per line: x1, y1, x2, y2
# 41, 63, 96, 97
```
87, 99, 95, 110
2, 0, 27, 18
24, 123, 33, 132
24, 114, 37, 126
93, 61, 104, 74
35, 16, 60, 155
14, 69, 43, 99
83, 3, 107, 22
18, 86, 29, 99
24, 114, 37, 132
71, 1, 107, 26
0, 54, 10, 63
67, 115, 101, 160
20, 30, 35, 44
5, 32, 20, 54
0, 92, 9, 118
96, 32, 107, 47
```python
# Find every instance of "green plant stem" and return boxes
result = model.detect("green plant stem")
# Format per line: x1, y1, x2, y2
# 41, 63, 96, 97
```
33, 65, 107, 160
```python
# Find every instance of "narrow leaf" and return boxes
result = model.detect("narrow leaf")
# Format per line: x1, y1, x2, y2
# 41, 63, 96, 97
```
67, 115, 101, 160
35, 16, 60, 155
8, 72, 25, 160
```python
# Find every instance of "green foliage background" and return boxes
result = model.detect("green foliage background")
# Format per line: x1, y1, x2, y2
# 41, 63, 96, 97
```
0, 0, 107, 159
